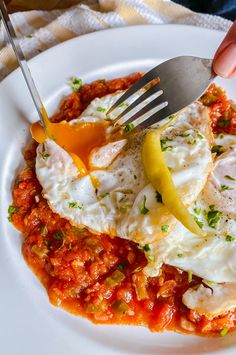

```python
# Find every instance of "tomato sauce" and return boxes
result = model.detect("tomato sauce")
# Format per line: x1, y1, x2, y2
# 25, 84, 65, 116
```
9, 75, 236, 336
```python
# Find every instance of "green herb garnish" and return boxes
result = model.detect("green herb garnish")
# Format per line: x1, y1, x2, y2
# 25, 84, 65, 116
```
68, 202, 83, 209
177, 253, 183, 258
220, 327, 229, 337
118, 102, 129, 108
117, 263, 127, 270
97, 106, 106, 112
100, 192, 110, 198
197, 133, 203, 139
206, 209, 222, 229
8, 205, 19, 222
54, 231, 63, 241
162, 145, 173, 152
70, 76, 82, 92
211, 145, 223, 156
139, 244, 150, 252
188, 271, 193, 283
218, 119, 229, 127
193, 207, 201, 215
224, 175, 235, 181
161, 225, 169, 232
73, 226, 85, 233
226, 235, 235, 242
179, 133, 190, 137
220, 185, 233, 192
187, 139, 197, 145
138, 195, 149, 215
124, 123, 134, 133
193, 215, 203, 229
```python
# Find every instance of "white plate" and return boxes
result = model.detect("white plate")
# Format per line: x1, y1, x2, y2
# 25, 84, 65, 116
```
0, 24, 236, 355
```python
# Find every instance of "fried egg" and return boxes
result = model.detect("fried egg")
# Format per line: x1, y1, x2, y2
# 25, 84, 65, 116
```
35, 91, 212, 243
183, 283, 236, 317
144, 135, 236, 316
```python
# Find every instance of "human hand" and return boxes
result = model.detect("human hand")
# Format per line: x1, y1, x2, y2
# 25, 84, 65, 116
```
213, 21, 236, 78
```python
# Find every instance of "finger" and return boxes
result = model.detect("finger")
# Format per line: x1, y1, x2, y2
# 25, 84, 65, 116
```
213, 42, 236, 78
213, 21, 236, 61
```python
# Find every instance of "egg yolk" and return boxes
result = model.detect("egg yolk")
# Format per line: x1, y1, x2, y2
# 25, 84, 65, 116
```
31, 113, 108, 175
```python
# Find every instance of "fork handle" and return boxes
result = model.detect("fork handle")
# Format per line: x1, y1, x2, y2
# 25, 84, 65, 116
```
0, 1, 46, 128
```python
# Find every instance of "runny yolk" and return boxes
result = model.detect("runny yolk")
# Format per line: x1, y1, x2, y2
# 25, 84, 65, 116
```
31, 115, 107, 176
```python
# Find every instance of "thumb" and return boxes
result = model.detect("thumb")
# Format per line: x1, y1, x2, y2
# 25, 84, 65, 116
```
213, 21, 236, 78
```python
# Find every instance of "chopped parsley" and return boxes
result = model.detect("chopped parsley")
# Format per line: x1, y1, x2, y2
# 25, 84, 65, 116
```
225, 175, 235, 181
118, 102, 129, 108
160, 138, 173, 151
161, 145, 173, 152
54, 231, 63, 241
188, 271, 193, 283
124, 123, 134, 133
39, 148, 50, 160
100, 192, 110, 199
211, 145, 223, 156
117, 263, 127, 271
197, 133, 203, 139
179, 133, 190, 137
168, 114, 175, 120
193, 206, 201, 215
26, 34, 33, 38
220, 327, 229, 337
73, 226, 85, 233
68, 202, 83, 209
132, 266, 143, 273
226, 235, 235, 242
138, 195, 149, 215
147, 255, 155, 262
206, 209, 222, 229
204, 280, 217, 286
218, 119, 230, 127
177, 253, 183, 258
40, 225, 48, 236
139, 244, 151, 252
155, 191, 163, 203
8, 205, 19, 222
187, 139, 197, 145
161, 225, 169, 232
97, 106, 106, 112
193, 215, 203, 229
220, 184, 233, 192
70, 77, 82, 92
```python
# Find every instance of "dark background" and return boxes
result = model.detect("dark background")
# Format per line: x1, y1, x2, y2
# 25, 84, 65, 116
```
174, 0, 236, 21
4, 0, 236, 20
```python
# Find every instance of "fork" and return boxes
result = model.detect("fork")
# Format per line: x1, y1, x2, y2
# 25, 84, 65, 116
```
107, 56, 216, 130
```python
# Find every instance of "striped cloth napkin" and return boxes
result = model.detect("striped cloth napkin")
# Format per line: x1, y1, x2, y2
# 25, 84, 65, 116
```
0, 0, 232, 80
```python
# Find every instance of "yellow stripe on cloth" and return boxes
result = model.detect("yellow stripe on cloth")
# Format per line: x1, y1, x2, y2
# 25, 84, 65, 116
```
47, 20, 76, 42
117, 2, 149, 24
25, 12, 50, 30
144, 0, 192, 18
0, 47, 18, 73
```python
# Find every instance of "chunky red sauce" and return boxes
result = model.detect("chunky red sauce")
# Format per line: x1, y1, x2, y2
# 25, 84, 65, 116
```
9, 76, 236, 336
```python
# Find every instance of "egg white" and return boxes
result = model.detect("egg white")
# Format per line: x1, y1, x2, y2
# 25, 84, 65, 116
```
35, 91, 212, 243
144, 135, 236, 316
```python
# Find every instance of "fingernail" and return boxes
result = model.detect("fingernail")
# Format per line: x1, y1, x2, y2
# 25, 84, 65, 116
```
213, 42, 236, 78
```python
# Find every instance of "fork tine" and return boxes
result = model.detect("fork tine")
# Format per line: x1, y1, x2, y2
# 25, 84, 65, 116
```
135, 105, 170, 130
115, 93, 166, 127
107, 68, 160, 115
113, 82, 162, 123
